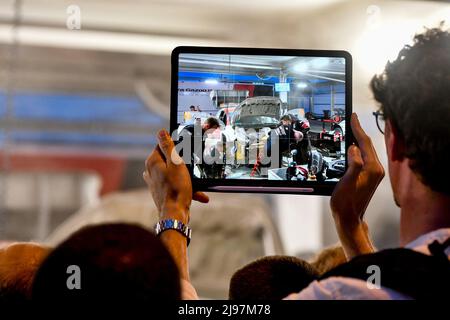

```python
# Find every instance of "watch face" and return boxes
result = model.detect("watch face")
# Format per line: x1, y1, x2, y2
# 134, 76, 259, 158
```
164, 220, 174, 228
156, 219, 191, 246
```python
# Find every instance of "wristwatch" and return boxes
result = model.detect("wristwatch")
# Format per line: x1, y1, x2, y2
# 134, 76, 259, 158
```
155, 219, 192, 246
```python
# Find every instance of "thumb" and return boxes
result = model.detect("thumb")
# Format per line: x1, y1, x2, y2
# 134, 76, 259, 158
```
157, 129, 176, 165
142, 170, 150, 185
345, 144, 364, 181
193, 191, 209, 203
331, 144, 363, 209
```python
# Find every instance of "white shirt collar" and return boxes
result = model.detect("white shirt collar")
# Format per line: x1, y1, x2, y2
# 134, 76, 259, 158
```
404, 228, 450, 256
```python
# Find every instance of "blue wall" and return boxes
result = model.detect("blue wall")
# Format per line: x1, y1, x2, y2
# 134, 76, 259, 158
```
0, 91, 162, 147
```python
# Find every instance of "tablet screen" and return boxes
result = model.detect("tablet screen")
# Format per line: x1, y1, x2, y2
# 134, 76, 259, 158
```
174, 52, 348, 184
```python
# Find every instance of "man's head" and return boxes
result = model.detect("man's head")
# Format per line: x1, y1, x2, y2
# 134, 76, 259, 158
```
202, 117, 220, 131
0, 242, 50, 303
32, 223, 180, 303
309, 245, 347, 276
370, 26, 450, 204
280, 114, 292, 126
228, 255, 318, 300
189, 105, 196, 111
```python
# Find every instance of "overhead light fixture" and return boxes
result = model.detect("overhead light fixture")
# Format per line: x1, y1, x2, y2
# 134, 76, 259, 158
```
204, 79, 219, 85
312, 58, 328, 68
354, 19, 420, 75
180, 59, 279, 70
294, 63, 308, 73
297, 82, 308, 88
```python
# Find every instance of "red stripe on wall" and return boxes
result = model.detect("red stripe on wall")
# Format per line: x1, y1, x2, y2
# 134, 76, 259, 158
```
0, 152, 126, 195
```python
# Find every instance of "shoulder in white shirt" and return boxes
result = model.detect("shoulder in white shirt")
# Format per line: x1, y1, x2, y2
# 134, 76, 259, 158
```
285, 228, 450, 300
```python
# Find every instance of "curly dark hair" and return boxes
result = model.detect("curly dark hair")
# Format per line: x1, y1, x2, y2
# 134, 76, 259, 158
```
229, 255, 318, 300
370, 24, 450, 195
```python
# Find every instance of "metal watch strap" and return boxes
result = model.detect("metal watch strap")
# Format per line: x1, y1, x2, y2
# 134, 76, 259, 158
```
155, 219, 191, 246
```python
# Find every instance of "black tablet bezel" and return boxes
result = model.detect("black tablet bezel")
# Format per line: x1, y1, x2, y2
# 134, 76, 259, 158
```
170, 46, 353, 196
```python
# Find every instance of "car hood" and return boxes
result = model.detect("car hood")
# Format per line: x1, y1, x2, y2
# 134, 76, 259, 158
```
233, 98, 282, 128
238, 100, 280, 118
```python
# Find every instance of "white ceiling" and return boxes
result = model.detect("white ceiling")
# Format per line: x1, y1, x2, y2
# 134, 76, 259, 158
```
0, 0, 448, 55
0, 0, 448, 105
0, 0, 352, 56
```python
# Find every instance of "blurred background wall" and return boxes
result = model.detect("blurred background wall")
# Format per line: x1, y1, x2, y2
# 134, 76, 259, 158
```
0, 0, 448, 256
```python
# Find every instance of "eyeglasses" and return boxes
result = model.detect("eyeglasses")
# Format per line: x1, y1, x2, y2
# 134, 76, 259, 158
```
372, 110, 385, 135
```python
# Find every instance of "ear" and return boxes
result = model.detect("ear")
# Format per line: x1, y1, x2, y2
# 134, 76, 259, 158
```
385, 119, 405, 162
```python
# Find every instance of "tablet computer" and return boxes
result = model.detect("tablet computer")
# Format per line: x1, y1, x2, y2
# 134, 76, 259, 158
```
170, 47, 352, 195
